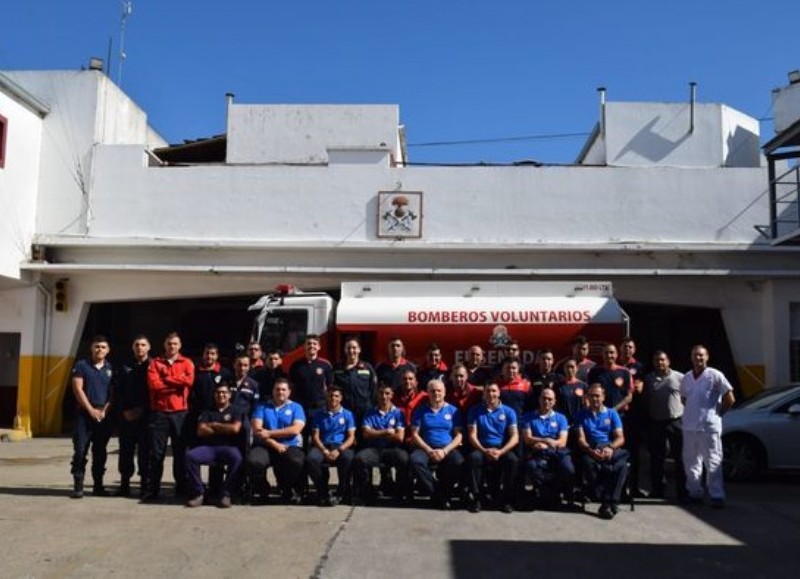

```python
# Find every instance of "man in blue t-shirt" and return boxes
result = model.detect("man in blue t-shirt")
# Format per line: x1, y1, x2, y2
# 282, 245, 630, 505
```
576, 384, 630, 519
70, 335, 114, 499
521, 387, 576, 509
465, 382, 519, 513
409, 379, 464, 510
305, 386, 356, 506
353, 383, 410, 504
246, 378, 306, 504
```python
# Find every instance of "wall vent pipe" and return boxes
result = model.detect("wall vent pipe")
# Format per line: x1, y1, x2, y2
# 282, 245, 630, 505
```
225, 92, 235, 130
597, 87, 607, 138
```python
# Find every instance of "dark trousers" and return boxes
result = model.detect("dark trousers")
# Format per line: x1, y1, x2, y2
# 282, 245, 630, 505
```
353, 447, 410, 499
623, 414, 646, 490
409, 448, 465, 499
581, 449, 630, 506
466, 448, 519, 503
526, 448, 575, 498
305, 447, 354, 498
71, 411, 112, 480
185, 445, 243, 499
147, 410, 188, 495
648, 418, 686, 498
246, 445, 305, 497
118, 416, 148, 483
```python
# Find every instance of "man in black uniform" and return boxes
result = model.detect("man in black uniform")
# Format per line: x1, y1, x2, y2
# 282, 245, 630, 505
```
375, 337, 417, 392
253, 349, 286, 399
115, 335, 151, 497
529, 348, 563, 401
334, 337, 377, 431
289, 334, 333, 444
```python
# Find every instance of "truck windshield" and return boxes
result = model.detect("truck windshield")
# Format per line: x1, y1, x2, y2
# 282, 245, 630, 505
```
259, 309, 308, 355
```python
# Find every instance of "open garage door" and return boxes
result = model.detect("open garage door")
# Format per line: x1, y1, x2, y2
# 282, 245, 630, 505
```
61, 295, 261, 433
620, 301, 740, 397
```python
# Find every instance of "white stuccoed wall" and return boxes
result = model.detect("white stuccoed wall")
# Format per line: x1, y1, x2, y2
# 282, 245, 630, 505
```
86, 145, 768, 245
0, 90, 42, 279
226, 104, 400, 164
2, 70, 165, 237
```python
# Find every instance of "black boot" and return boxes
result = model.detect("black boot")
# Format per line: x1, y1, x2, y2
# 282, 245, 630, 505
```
71, 476, 84, 499
93, 477, 110, 497
116, 477, 131, 497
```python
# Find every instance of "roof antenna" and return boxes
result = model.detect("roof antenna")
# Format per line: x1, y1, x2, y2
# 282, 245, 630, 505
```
117, 1, 133, 87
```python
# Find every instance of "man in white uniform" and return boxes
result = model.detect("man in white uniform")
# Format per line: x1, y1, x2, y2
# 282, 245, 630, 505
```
680, 345, 735, 508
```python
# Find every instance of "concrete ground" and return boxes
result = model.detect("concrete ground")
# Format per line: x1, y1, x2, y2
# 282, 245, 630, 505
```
1, 436, 798, 579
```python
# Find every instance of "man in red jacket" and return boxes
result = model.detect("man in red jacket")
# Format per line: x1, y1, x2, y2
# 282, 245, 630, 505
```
143, 332, 195, 501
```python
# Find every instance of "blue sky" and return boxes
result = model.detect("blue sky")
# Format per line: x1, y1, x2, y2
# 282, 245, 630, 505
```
3, 1, 799, 164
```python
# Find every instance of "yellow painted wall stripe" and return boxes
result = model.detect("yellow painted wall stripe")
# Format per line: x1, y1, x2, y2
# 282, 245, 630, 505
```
17, 355, 74, 436
736, 364, 765, 400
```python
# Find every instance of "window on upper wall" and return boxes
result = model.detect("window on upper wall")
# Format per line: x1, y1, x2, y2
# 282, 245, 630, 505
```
791, 303, 800, 383
0, 113, 7, 169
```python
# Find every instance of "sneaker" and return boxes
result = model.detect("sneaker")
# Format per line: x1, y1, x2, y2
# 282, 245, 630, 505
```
186, 495, 204, 508
115, 483, 131, 497
499, 503, 513, 514
467, 498, 481, 514
710, 498, 725, 509
598, 504, 615, 520
218, 495, 232, 509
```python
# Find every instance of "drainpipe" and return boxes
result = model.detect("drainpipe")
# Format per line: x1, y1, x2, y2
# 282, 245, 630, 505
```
32, 282, 52, 437
689, 82, 697, 134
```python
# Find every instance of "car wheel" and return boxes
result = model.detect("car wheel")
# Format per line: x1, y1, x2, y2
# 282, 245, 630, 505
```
723, 435, 764, 482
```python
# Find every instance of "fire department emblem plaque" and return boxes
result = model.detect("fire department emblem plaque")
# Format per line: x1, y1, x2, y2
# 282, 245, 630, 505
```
377, 191, 423, 238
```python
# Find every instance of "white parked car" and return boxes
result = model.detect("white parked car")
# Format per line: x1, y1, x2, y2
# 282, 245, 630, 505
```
722, 385, 800, 481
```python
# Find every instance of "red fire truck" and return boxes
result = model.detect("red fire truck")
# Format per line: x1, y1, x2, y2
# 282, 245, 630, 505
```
249, 281, 629, 368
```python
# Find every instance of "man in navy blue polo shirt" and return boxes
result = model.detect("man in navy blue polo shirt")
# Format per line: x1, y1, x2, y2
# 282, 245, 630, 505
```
410, 379, 464, 509
70, 335, 115, 499
246, 378, 306, 504
353, 383, 410, 504
465, 382, 519, 513
521, 387, 576, 509
576, 383, 630, 519
185, 381, 244, 508
305, 386, 356, 506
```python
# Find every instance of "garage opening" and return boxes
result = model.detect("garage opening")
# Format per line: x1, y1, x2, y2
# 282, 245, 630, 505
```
61, 295, 261, 433
620, 301, 740, 396
0, 333, 21, 428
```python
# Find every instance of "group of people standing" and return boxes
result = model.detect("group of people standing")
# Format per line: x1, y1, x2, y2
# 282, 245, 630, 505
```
68, 331, 735, 519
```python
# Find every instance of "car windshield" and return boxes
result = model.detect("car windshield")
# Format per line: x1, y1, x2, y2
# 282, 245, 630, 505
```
737, 386, 800, 409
